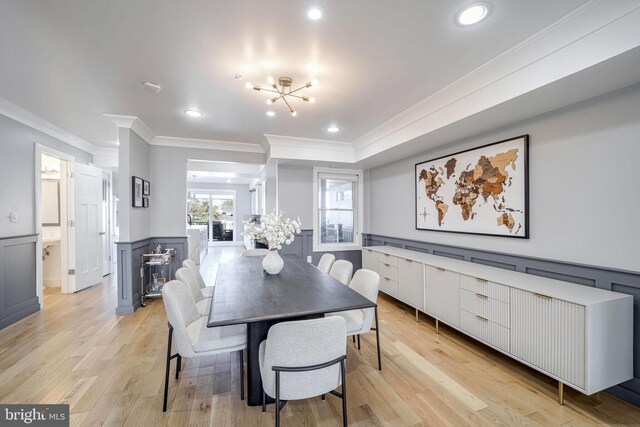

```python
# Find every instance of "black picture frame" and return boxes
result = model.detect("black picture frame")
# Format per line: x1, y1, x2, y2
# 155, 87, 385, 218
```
143, 197, 149, 208
414, 134, 529, 239
132, 176, 143, 208
143, 180, 150, 196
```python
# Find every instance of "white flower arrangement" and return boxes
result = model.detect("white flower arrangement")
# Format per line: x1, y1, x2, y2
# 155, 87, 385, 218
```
242, 210, 302, 250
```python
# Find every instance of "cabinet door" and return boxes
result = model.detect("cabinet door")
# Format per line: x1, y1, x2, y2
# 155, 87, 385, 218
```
510, 288, 586, 389
425, 266, 460, 327
398, 258, 424, 310
362, 248, 377, 271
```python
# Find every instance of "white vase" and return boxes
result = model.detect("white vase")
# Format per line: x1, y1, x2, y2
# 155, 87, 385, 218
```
262, 249, 284, 274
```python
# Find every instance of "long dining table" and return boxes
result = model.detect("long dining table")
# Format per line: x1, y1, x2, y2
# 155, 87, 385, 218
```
207, 254, 376, 406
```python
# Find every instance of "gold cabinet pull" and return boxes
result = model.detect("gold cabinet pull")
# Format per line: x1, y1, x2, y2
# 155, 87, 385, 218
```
476, 315, 488, 322
475, 293, 488, 299
405, 259, 413, 263
476, 277, 488, 283
533, 292, 552, 300
384, 254, 390, 257
384, 277, 390, 281
436, 267, 445, 272
384, 263, 390, 267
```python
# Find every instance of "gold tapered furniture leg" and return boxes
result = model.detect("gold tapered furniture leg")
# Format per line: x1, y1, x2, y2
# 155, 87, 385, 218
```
558, 381, 564, 405
415, 309, 419, 323
435, 319, 439, 334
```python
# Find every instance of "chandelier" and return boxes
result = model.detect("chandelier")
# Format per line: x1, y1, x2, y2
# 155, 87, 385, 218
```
245, 76, 318, 116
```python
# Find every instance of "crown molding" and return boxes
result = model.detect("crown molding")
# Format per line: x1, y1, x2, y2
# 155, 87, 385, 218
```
103, 114, 155, 144
151, 135, 265, 153
0, 96, 96, 154
93, 147, 119, 169
352, 0, 640, 161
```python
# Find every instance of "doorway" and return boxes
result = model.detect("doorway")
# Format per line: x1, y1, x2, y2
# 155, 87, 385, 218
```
187, 189, 236, 244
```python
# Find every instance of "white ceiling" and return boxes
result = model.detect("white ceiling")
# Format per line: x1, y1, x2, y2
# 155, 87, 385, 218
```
0, 0, 590, 149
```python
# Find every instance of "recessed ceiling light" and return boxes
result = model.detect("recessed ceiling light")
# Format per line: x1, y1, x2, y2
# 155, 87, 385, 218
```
184, 109, 203, 118
457, 4, 488, 26
266, 111, 276, 117
307, 6, 323, 20
327, 126, 340, 133
226, 179, 231, 183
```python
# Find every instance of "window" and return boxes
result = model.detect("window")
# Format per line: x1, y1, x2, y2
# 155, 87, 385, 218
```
313, 168, 363, 252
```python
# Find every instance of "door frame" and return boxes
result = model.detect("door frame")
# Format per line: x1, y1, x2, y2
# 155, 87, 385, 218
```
101, 170, 113, 276
35, 144, 74, 306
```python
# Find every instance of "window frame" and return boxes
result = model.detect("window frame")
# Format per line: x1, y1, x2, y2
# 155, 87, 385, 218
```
312, 167, 363, 253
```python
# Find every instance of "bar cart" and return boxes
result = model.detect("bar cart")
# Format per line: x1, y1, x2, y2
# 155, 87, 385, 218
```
140, 246, 176, 307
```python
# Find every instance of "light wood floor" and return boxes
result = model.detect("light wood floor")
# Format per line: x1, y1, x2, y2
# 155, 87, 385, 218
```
1, 246, 639, 426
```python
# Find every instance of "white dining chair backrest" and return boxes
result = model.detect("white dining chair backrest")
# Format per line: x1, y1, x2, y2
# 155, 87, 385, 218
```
162, 280, 201, 357
349, 269, 380, 332
260, 316, 347, 400
182, 259, 206, 289
316, 254, 336, 274
242, 248, 270, 257
329, 260, 353, 285
176, 267, 205, 302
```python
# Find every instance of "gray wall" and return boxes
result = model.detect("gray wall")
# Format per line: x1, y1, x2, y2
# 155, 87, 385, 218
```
149, 145, 264, 237
0, 114, 92, 237
278, 166, 313, 227
117, 128, 150, 242
188, 182, 252, 242
367, 85, 640, 273
0, 113, 93, 328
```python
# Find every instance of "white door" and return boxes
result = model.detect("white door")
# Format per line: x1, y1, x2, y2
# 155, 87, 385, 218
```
101, 171, 111, 276
74, 163, 103, 291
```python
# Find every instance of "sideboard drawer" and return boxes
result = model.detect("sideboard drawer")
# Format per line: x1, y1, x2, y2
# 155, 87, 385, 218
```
378, 262, 398, 282
378, 252, 398, 267
380, 276, 399, 297
460, 275, 510, 303
460, 309, 510, 353
460, 289, 510, 328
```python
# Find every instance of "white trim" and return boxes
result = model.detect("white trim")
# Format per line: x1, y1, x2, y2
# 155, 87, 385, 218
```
0, 97, 96, 154
93, 147, 119, 169
265, 134, 354, 163
312, 167, 363, 253
103, 114, 155, 143
153, 135, 265, 153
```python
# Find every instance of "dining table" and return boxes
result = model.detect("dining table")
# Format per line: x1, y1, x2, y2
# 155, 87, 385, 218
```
207, 254, 376, 406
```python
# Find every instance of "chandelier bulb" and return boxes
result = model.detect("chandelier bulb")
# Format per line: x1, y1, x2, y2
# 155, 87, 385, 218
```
266, 99, 273, 105
309, 97, 316, 103
267, 76, 275, 84
245, 82, 253, 90
290, 110, 297, 117
311, 79, 319, 87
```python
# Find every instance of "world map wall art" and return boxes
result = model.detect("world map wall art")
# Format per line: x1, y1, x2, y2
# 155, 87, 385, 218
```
415, 135, 529, 238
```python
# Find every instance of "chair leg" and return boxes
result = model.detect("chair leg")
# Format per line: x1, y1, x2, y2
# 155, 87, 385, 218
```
357, 335, 361, 350
175, 355, 182, 380
321, 394, 325, 400
262, 389, 266, 413
239, 349, 245, 401
375, 307, 382, 371
163, 325, 174, 412
341, 359, 348, 427
352, 336, 355, 344
275, 371, 281, 427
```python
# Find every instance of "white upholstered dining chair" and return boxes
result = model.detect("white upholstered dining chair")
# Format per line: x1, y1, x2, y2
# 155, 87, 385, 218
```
316, 253, 336, 274
259, 316, 348, 427
182, 259, 214, 297
242, 248, 270, 257
175, 267, 211, 316
161, 280, 247, 412
329, 269, 382, 370
329, 260, 353, 285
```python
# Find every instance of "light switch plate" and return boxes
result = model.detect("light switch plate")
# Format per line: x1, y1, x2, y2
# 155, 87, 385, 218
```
307, 256, 312, 263
9, 212, 17, 223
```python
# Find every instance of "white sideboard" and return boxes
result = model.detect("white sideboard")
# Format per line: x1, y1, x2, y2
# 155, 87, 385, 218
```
187, 226, 208, 266
362, 246, 633, 403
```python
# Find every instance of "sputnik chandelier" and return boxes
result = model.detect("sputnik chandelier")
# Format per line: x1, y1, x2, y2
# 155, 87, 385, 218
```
245, 76, 318, 116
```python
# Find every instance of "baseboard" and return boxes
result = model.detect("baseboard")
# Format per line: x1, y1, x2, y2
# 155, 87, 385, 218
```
0, 303, 40, 330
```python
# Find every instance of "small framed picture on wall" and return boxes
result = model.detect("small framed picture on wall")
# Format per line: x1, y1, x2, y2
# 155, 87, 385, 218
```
132, 176, 143, 207
143, 180, 150, 196
143, 197, 149, 208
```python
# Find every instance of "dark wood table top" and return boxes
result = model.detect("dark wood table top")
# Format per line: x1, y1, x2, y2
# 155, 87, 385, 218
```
207, 255, 375, 327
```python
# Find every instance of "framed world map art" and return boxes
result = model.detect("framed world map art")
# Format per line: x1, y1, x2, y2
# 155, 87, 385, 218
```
415, 135, 529, 238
